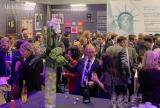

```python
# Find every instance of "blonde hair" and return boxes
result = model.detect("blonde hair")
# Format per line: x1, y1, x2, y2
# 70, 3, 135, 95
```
79, 30, 90, 45
20, 41, 35, 55
142, 50, 159, 69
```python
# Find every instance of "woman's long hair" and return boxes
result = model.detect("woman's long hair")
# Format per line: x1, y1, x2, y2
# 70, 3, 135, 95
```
79, 30, 90, 45
66, 45, 81, 60
101, 54, 115, 75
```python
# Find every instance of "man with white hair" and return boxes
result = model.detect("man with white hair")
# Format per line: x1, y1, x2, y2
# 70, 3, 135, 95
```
0, 37, 10, 77
65, 44, 101, 97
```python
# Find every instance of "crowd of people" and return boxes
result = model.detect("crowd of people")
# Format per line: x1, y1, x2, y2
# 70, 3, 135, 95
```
0, 28, 45, 104
56, 30, 160, 105
0, 28, 160, 105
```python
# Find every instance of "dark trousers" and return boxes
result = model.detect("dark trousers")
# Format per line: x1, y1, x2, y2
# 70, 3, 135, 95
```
128, 77, 134, 99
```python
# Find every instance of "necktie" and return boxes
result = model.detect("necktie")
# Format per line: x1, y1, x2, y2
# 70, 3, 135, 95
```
81, 59, 91, 87
99, 44, 102, 57
86, 59, 91, 71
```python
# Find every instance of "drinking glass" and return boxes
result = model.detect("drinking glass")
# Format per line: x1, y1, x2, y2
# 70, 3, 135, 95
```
130, 94, 137, 107
64, 87, 69, 99
111, 93, 117, 108
117, 94, 124, 108
137, 93, 143, 104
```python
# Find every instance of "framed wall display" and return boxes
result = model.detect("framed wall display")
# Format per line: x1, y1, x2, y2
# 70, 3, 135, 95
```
35, 13, 43, 31
71, 20, 76, 26
71, 26, 77, 33
64, 27, 71, 34
7, 15, 17, 35
77, 20, 83, 26
52, 13, 64, 24
64, 20, 71, 26
21, 18, 33, 38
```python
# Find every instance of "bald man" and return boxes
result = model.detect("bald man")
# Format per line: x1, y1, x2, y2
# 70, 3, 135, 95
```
65, 44, 101, 97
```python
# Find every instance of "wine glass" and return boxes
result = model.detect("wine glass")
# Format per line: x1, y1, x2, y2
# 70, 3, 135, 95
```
73, 97, 79, 104
64, 87, 69, 99
123, 95, 129, 108
137, 93, 143, 104
130, 94, 137, 107
111, 93, 117, 108
117, 94, 124, 108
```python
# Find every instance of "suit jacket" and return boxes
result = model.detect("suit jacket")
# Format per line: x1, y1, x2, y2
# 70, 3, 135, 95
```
106, 45, 137, 86
120, 47, 138, 71
94, 42, 108, 58
8, 50, 24, 85
106, 44, 123, 75
72, 58, 101, 97
106, 44, 127, 86
19, 55, 43, 93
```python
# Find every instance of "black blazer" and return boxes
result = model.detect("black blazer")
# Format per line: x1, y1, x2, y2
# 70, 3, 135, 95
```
19, 55, 43, 93
8, 50, 24, 85
138, 68, 160, 104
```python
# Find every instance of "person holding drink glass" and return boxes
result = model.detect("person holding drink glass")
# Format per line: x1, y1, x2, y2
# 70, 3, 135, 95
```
65, 44, 101, 97
91, 54, 114, 99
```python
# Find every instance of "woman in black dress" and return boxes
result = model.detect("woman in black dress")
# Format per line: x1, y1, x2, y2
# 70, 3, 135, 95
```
91, 54, 115, 99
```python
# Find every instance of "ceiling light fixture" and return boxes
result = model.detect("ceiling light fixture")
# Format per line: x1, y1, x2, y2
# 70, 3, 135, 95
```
25, 1, 36, 6
70, 4, 87, 7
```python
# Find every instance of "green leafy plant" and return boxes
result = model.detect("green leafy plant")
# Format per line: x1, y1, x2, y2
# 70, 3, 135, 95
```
49, 47, 68, 67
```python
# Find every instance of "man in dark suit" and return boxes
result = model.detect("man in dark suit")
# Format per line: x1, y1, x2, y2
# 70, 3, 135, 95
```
94, 35, 107, 59
105, 33, 118, 48
120, 38, 138, 98
106, 36, 137, 96
66, 44, 101, 97
18, 28, 29, 40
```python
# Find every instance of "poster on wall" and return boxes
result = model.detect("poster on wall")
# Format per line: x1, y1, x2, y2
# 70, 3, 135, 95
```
7, 15, 17, 35
107, 0, 160, 35
71, 20, 76, 26
64, 27, 71, 34
64, 20, 71, 26
71, 26, 77, 33
21, 19, 33, 38
35, 13, 42, 31
77, 20, 83, 26
77, 27, 83, 32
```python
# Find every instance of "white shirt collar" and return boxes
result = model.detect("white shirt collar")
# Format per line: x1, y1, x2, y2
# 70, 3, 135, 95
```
86, 57, 95, 65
